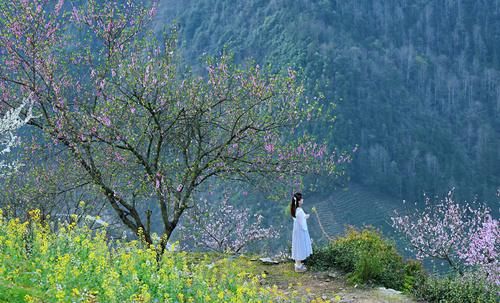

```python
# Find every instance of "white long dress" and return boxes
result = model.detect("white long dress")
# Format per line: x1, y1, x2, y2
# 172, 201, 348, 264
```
291, 207, 312, 261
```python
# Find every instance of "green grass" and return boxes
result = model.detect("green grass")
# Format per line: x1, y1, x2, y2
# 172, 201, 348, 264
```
0, 279, 44, 303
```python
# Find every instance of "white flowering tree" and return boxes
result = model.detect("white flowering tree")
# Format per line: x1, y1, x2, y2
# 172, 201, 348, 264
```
0, 95, 34, 177
180, 194, 279, 253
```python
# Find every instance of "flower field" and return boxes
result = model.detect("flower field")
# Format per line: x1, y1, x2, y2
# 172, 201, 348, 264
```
0, 209, 289, 303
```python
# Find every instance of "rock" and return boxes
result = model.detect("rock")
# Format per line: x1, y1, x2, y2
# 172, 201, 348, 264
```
328, 272, 339, 279
321, 295, 328, 300
227, 255, 238, 261
325, 279, 331, 282
259, 257, 279, 264
377, 287, 403, 296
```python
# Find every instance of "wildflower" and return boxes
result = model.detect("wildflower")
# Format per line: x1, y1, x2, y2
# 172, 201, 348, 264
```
217, 291, 224, 300
71, 288, 80, 297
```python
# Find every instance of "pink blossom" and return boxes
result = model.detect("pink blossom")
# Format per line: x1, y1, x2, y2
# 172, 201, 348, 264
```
176, 184, 183, 192
71, 7, 81, 22
99, 115, 111, 127
180, 195, 279, 253
9, 21, 23, 37
105, 20, 114, 33
155, 172, 163, 190
55, 0, 64, 15
391, 190, 497, 282
98, 79, 106, 90
264, 143, 275, 153
114, 152, 126, 164
55, 118, 63, 130
148, 1, 158, 17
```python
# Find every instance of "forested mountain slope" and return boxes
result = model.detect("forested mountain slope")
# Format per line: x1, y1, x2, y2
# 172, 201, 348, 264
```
156, 0, 500, 203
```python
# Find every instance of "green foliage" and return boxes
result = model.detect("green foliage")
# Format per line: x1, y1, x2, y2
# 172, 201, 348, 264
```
309, 227, 423, 291
412, 273, 499, 303
0, 281, 44, 303
309, 226, 498, 301
401, 260, 426, 294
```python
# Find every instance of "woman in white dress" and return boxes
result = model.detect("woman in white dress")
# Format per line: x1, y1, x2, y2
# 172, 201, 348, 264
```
290, 192, 312, 272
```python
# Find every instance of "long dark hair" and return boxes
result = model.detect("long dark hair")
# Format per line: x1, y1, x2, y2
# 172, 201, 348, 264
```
290, 192, 302, 218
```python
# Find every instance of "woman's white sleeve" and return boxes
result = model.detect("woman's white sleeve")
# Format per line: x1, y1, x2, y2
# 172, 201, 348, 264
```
297, 209, 308, 231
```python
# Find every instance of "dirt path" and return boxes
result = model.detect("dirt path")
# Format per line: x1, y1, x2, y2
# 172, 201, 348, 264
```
251, 260, 419, 303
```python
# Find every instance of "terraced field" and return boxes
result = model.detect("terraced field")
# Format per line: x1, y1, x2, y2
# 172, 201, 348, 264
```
307, 184, 403, 243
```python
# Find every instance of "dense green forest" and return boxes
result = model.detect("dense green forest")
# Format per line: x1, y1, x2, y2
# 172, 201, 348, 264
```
156, 0, 500, 203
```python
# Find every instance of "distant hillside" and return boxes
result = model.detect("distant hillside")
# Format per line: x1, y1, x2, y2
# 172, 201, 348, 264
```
155, 0, 500, 204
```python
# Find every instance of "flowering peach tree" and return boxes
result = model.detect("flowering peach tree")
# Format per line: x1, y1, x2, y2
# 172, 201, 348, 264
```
391, 190, 499, 284
180, 194, 279, 253
0, 0, 351, 253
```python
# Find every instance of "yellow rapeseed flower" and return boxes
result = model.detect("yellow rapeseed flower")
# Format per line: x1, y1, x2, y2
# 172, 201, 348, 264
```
236, 286, 244, 296
28, 209, 41, 221
71, 288, 80, 297
218, 291, 224, 300
55, 290, 65, 301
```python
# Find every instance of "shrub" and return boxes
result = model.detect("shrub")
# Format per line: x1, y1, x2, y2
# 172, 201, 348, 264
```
413, 272, 499, 303
309, 226, 423, 290
402, 260, 426, 293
